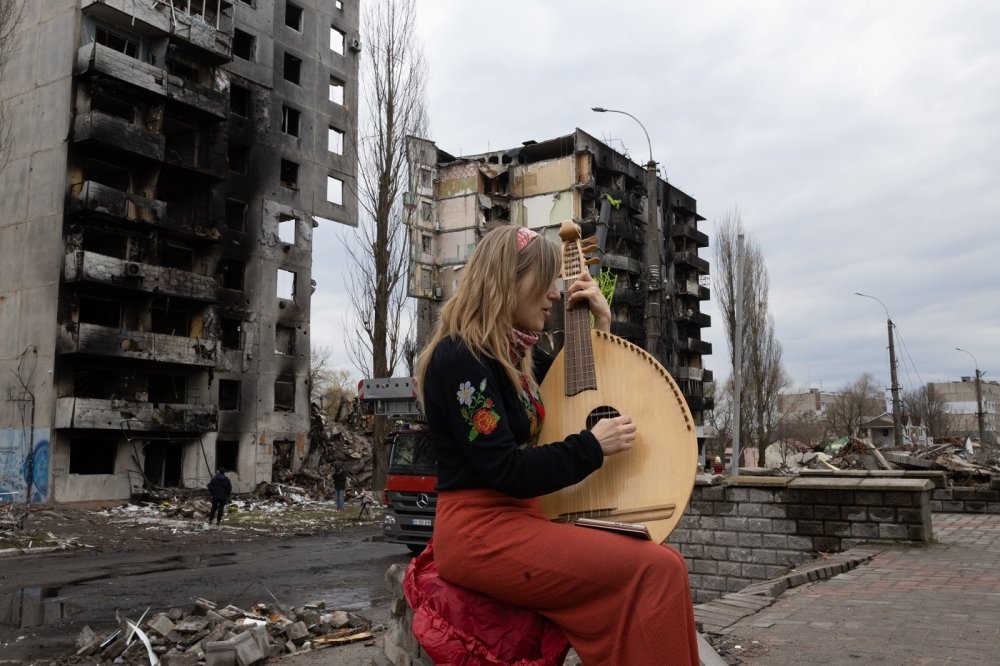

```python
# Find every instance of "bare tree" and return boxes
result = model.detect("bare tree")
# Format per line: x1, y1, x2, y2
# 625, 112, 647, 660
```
902, 385, 948, 441
309, 344, 339, 403
0, 0, 25, 174
705, 379, 732, 463
777, 411, 833, 448
826, 372, 886, 437
344, 0, 427, 489
714, 210, 790, 466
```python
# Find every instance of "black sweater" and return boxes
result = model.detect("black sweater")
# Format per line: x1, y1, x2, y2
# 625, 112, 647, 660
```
423, 337, 603, 499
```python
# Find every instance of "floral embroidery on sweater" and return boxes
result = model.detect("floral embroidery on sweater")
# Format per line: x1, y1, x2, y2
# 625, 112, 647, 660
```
519, 374, 545, 447
457, 379, 500, 441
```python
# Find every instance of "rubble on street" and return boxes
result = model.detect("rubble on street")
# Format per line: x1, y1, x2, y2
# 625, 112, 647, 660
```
68, 596, 379, 666
753, 435, 1000, 500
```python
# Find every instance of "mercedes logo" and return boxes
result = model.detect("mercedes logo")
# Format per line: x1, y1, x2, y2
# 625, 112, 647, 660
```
416, 493, 430, 508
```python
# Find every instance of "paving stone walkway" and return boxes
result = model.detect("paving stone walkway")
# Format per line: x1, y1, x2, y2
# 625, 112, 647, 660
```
720, 513, 1000, 665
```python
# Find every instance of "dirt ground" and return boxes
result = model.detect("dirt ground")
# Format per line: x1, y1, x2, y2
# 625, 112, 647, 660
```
1, 495, 382, 552
0, 496, 408, 665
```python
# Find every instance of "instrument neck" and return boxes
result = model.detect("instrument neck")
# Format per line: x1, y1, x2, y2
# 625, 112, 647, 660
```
564, 279, 597, 396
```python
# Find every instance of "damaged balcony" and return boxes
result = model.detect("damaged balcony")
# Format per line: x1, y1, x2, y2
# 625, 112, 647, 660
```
602, 253, 645, 276
55, 397, 218, 432
75, 43, 227, 119
674, 305, 712, 328
64, 251, 217, 301
677, 337, 713, 355
57, 322, 219, 366
68, 180, 166, 225
671, 221, 709, 247
610, 320, 645, 341
676, 279, 710, 301
75, 43, 167, 97
72, 110, 165, 162
675, 250, 710, 274
606, 216, 645, 244
165, 79, 227, 121
162, 120, 227, 181
81, 0, 234, 64
674, 367, 707, 382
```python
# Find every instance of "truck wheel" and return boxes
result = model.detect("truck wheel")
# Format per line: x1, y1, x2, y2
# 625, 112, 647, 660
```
407, 544, 426, 554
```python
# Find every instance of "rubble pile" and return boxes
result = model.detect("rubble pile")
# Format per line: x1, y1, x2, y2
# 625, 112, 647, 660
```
73, 596, 377, 665
263, 409, 376, 501
763, 436, 1000, 484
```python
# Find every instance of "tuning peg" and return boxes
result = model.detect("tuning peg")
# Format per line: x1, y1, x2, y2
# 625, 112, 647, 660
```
584, 235, 598, 245
585, 257, 600, 266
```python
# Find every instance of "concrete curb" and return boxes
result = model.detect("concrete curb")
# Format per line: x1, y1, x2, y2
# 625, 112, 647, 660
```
694, 546, 881, 634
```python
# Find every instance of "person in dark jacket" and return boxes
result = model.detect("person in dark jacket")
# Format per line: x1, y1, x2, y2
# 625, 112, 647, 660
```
407, 225, 699, 665
207, 468, 232, 526
333, 466, 347, 511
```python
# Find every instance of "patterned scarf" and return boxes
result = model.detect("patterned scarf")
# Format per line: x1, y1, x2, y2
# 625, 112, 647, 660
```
509, 328, 539, 365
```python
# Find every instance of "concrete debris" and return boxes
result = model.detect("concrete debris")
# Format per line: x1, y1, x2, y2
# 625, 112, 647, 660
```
758, 435, 1000, 498
67, 596, 378, 665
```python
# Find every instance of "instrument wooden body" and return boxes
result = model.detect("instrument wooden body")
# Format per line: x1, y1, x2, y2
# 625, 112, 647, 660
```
536, 222, 698, 544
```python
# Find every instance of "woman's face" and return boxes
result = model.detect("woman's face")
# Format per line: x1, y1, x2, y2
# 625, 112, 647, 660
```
512, 272, 560, 332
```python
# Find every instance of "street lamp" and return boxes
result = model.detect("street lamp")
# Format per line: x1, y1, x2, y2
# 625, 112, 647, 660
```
592, 106, 662, 359
955, 347, 986, 447
591, 107, 654, 167
855, 292, 903, 448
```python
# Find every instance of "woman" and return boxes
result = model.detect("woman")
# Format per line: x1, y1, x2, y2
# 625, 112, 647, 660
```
413, 225, 699, 665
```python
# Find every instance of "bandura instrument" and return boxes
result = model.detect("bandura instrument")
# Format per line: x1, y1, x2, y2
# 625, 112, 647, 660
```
538, 221, 697, 543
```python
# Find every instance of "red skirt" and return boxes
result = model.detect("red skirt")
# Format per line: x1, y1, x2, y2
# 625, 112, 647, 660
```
432, 488, 699, 666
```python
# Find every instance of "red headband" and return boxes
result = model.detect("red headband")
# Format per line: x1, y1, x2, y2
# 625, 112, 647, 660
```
516, 227, 539, 252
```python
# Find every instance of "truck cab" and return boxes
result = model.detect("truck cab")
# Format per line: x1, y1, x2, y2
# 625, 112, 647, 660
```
383, 427, 437, 553
357, 377, 437, 553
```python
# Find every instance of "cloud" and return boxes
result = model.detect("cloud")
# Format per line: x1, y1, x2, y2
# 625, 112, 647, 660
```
335, 0, 1000, 394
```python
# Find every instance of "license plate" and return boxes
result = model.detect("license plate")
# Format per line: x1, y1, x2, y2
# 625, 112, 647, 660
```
412, 518, 432, 526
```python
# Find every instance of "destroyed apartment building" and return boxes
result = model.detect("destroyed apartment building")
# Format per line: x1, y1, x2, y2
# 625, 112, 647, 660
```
0, 0, 360, 503
404, 130, 714, 446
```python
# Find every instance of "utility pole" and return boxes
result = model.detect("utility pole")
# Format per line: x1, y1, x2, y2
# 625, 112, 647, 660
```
732, 235, 745, 474
956, 348, 986, 447
856, 293, 903, 448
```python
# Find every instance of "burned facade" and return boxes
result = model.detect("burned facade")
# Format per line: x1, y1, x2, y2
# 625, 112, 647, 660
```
404, 130, 714, 439
0, 1, 359, 502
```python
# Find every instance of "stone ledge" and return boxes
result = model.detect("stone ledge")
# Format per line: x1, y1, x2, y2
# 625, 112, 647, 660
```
787, 477, 933, 492
694, 547, 881, 634
697, 475, 934, 492
799, 469, 948, 488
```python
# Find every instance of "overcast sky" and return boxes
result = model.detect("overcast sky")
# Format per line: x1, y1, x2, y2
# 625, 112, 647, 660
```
312, 0, 1000, 398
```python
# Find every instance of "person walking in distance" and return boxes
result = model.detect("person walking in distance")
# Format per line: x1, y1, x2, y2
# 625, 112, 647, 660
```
207, 468, 232, 526
333, 465, 347, 511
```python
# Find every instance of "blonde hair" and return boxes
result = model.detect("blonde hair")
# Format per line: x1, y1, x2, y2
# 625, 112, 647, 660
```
415, 225, 560, 397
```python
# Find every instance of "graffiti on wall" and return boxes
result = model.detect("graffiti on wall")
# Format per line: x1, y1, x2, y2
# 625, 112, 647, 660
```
0, 428, 50, 503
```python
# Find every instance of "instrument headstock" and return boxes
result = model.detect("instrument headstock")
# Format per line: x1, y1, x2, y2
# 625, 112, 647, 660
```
557, 221, 600, 284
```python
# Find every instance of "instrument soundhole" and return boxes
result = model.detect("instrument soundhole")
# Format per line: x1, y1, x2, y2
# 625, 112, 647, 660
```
586, 405, 621, 430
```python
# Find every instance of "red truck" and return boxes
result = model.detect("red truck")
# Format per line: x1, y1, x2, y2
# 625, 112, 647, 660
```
358, 378, 436, 553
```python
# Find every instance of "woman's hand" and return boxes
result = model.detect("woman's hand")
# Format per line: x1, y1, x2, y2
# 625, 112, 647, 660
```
566, 270, 612, 332
589, 415, 637, 456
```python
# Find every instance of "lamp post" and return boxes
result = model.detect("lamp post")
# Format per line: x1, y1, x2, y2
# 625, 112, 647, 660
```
592, 107, 662, 358
955, 347, 986, 447
855, 292, 903, 448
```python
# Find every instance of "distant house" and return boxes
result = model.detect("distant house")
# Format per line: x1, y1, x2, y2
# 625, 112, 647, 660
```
860, 413, 930, 449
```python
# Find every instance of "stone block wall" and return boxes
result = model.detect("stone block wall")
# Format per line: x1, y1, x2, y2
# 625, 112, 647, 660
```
669, 476, 933, 603
799, 469, 1000, 516
931, 483, 1000, 513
